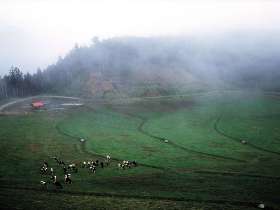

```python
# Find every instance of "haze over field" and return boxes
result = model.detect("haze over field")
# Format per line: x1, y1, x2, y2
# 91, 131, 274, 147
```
2, 2, 280, 209
0, 0, 280, 75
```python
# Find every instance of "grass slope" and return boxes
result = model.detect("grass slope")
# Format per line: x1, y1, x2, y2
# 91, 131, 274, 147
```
0, 91, 280, 209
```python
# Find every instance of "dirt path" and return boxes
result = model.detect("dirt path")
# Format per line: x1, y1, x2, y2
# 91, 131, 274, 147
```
0, 96, 34, 112
0, 95, 80, 112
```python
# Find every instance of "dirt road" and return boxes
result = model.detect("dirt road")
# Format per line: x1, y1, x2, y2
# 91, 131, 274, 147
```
0, 95, 80, 112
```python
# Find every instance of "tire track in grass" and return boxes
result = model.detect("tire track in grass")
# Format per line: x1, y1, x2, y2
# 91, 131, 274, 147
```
214, 115, 280, 156
52, 108, 279, 210
0, 185, 271, 210
39, 101, 280, 183
55, 123, 164, 170
113, 109, 246, 163
56, 118, 280, 180
2, 98, 276, 210
1, 92, 280, 209
56, 106, 280, 179
192, 170, 280, 180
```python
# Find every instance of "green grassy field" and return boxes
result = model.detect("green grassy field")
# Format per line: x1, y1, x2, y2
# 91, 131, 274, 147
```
0, 91, 280, 209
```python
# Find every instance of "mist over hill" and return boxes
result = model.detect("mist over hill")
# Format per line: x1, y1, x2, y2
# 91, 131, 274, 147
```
1, 34, 280, 98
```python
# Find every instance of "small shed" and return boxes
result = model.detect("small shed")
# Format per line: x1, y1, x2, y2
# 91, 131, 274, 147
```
31, 101, 44, 109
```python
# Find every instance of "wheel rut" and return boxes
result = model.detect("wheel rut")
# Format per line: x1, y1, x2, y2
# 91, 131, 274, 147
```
214, 115, 280, 156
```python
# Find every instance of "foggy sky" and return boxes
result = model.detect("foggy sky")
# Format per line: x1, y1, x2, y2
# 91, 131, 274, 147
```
0, 0, 279, 76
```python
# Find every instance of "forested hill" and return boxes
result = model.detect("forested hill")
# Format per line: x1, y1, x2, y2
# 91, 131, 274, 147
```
1, 35, 280, 99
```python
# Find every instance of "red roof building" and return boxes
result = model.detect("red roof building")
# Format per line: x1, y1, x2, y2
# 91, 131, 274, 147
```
31, 101, 44, 108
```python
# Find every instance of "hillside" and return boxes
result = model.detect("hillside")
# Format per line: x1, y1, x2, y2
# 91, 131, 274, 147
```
1, 35, 280, 99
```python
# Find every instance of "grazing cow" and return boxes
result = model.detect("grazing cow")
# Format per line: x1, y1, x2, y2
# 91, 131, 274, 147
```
117, 163, 122, 169
40, 180, 47, 185
68, 163, 75, 168
89, 165, 96, 173
118, 160, 137, 169
68, 163, 78, 173
119, 161, 128, 169
95, 160, 99, 166
106, 155, 111, 166
64, 174, 72, 184
50, 175, 55, 182
122, 160, 130, 168
43, 161, 48, 168
40, 166, 48, 174
40, 180, 47, 189
132, 160, 137, 167
241, 140, 247, 144
258, 203, 265, 209
63, 166, 67, 174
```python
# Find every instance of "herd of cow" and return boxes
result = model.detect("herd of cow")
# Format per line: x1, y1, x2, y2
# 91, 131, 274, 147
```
40, 155, 137, 189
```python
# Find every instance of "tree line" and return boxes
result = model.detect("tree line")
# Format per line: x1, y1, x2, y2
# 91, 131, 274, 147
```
0, 66, 49, 99
1, 36, 280, 100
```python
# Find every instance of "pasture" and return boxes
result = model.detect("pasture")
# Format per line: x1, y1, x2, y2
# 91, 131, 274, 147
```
0, 91, 280, 210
